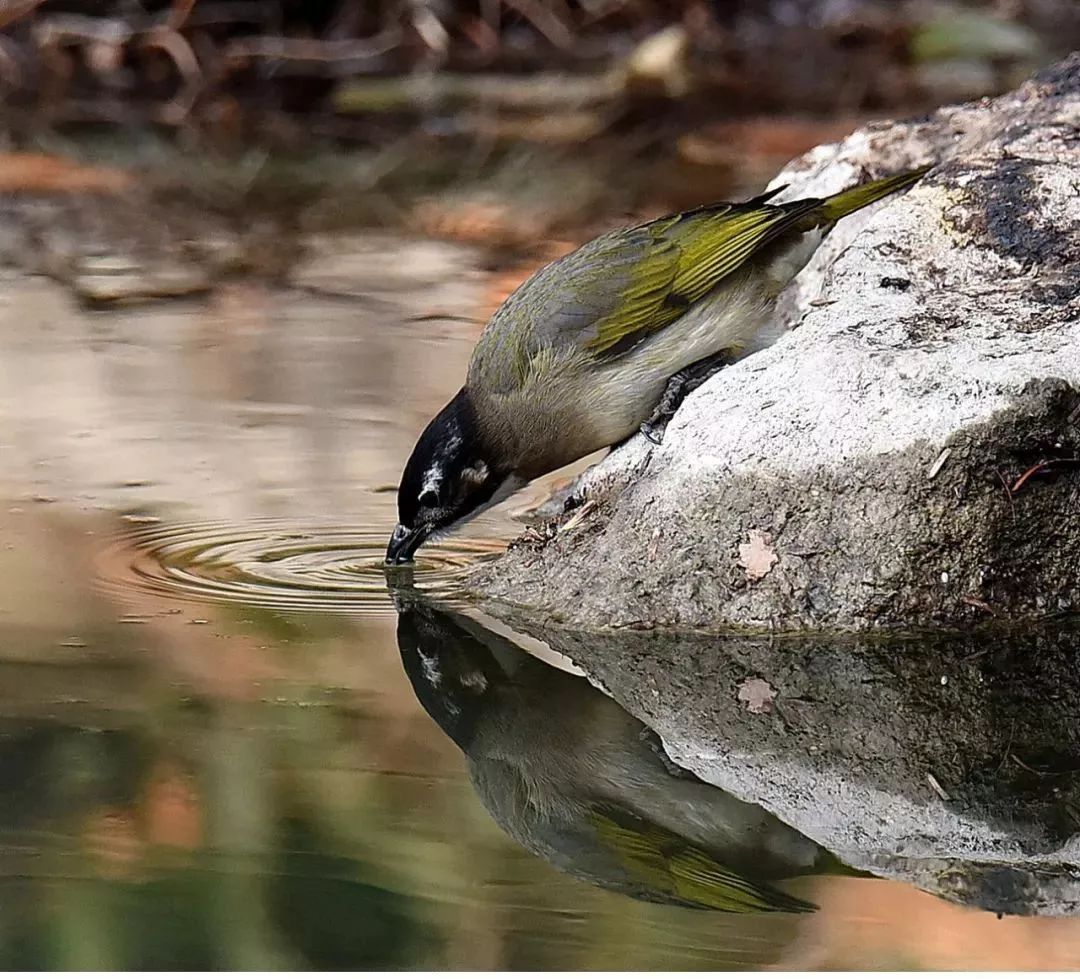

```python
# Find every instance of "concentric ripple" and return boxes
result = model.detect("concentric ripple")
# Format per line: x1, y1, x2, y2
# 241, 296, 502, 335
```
96, 520, 503, 615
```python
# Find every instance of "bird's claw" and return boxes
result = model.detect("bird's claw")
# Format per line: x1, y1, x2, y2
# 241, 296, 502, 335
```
640, 419, 667, 445
640, 352, 732, 447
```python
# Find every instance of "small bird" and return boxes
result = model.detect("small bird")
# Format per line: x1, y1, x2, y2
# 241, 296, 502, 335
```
394, 594, 855, 912
387, 167, 929, 563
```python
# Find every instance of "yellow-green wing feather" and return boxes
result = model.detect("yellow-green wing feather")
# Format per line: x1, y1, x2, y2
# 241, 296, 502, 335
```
585, 167, 929, 357
588, 808, 817, 913
584, 198, 820, 357
472, 168, 929, 387
577, 229, 684, 349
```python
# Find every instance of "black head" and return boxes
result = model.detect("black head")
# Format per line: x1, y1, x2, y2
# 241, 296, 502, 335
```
395, 600, 507, 752
387, 388, 513, 564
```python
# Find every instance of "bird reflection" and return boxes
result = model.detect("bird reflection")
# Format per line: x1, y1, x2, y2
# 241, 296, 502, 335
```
394, 595, 850, 914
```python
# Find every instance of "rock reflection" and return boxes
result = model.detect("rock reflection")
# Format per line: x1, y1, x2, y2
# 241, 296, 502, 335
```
395, 596, 851, 914
491, 616, 1080, 917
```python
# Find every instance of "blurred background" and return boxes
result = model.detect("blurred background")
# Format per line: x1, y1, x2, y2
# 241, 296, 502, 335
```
2, 0, 1080, 249
3, 0, 1080, 970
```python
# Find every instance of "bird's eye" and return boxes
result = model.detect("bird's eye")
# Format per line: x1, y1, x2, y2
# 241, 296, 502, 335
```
419, 489, 439, 509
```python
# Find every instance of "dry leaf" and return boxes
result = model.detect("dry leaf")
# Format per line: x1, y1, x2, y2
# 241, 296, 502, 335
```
737, 677, 776, 714
738, 529, 778, 580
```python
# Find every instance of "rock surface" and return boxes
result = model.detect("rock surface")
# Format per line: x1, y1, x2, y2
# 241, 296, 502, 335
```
471, 54, 1080, 632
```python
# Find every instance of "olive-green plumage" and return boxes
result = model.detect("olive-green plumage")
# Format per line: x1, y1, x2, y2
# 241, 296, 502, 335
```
388, 167, 929, 563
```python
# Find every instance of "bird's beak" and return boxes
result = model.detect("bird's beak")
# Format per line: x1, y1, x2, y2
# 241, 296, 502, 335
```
386, 524, 428, 565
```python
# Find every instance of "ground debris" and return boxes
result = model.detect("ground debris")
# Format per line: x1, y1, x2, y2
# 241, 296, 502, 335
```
559, 499, 598, 535
507, 522, 558, 553
1009, 457, 1080, 494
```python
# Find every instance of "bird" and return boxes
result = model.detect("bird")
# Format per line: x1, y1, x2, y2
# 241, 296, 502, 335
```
393, 593, 858, 912
386, 166, 930, 563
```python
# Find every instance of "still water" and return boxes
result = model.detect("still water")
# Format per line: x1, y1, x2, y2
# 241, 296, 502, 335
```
2, 251, 1080, 969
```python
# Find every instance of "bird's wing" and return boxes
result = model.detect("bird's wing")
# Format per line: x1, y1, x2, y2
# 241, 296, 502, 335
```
586, 196, 828, 358
475, 195, 823, 390
587, 805, 817, 913
473, 223, 683, 390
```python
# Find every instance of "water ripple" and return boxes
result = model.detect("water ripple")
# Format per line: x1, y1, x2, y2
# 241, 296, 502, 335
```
96, 520, 502, 615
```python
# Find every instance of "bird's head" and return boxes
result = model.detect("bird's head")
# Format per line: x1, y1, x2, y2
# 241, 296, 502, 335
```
387, 388, 518, 564
394, 598, 505, 752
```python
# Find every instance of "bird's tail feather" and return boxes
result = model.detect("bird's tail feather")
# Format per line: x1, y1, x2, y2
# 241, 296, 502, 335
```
819, 165, 931, 224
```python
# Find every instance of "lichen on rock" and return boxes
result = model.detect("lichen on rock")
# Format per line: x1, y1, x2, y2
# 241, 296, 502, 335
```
471, 54, 1080, 633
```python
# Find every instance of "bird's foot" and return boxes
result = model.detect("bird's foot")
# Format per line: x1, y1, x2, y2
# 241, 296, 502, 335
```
640, 351, 732, 445
639, 415, 670, 446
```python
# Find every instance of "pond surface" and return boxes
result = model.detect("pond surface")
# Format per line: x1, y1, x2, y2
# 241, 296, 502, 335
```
2, 255, 1080, 969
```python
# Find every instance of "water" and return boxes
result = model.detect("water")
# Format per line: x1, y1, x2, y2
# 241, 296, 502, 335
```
2, 258, 1080, 969
97, 521, 501, 615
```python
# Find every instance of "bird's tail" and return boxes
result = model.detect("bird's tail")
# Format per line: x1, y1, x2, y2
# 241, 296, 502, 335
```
819, 165, 932, 224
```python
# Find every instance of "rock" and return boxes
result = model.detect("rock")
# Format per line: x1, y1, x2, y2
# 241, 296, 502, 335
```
70, 255, 211, 305
291, 233, 480, 301
470, 54, 1080, 632
0, 194, 227, 305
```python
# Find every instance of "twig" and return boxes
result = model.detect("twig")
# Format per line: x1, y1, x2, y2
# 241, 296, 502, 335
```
927, 447, 951, 480
31, 15, 136, 49
960, 594, 994, 615
224, 32, 400, 76
411, 4, 450, 56
560, 498, 598, 534
926, 772, 950, 801
139, 27, 202, 124
995, 469, 1015, 518
1010, 457, 1080, 495
461, 15, 501, 56
335, 69, 622, 113
1010, 753, 1047, 777
502, 0, 576, 49
1009, 753, 1080, 777
0, 36, 23, 87
167, 0, 197, 31
995, 720, 1015, 773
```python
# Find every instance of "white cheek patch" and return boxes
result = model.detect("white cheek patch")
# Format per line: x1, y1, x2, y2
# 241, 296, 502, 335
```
420, 434, 463, 501
418, 648, 443, 689
420, 464, 443, 499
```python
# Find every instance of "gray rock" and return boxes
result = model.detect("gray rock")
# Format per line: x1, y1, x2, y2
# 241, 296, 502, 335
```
470, 54, 1080, 632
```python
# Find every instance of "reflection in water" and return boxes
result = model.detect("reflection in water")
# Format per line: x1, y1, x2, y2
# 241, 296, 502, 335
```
395, 596, 851, 914
96, 519, 501, 615
0, 717, 433, 970
537, 620, 1080, 918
